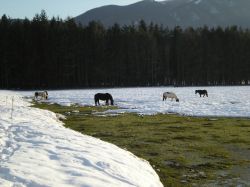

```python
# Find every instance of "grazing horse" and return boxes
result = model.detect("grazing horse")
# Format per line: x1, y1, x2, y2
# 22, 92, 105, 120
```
195, 90, 208, 97
94, 93, 114, 106
34, 91, 48, 100
163, 92, 179, 102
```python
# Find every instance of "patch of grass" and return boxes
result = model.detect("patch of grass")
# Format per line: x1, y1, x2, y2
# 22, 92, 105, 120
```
226, 138, 249, 144
34, 102, 250, 187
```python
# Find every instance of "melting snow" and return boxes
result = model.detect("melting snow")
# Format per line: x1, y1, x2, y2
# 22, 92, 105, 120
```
19, 86, 250, 117
0, 91, 163, 187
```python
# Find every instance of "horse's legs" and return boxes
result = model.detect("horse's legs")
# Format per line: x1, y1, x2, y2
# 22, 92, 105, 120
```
95, 99, 99, 106
106, 99, 109, 105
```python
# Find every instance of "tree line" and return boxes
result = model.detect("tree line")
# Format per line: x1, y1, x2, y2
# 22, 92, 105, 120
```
0, 11, 250, 89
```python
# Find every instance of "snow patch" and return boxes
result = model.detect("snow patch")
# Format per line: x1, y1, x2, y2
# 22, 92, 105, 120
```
0, 91, 163, 187
19, 86, 250, 117
194, 0, 202, 4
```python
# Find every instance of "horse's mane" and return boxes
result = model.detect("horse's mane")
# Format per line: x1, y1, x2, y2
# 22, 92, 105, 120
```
106, 93, 114, 101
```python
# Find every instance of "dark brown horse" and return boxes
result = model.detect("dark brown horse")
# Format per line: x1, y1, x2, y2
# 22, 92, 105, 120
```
94, 93, 114, 106
195, 90, 208, 97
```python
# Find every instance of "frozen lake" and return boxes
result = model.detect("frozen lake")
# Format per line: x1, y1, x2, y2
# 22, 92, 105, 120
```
19, 86, 250, 117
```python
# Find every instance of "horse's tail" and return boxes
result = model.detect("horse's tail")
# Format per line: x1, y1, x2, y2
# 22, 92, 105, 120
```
44, 91, 48, 99
94, 94, 98, 105
34, 92, 38, 99
163, 93, 166, 101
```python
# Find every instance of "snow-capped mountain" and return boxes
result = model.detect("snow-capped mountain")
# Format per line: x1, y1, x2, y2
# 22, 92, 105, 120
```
75, 0, 250, 28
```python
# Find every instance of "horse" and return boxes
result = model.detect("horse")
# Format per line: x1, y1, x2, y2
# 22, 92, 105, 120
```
94, 93, 114, 106
195, 90, 208, 97
34, 91, 48, 100
163, 92, 179, 102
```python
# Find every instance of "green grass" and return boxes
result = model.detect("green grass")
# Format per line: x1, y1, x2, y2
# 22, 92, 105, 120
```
33, 102, 250, 187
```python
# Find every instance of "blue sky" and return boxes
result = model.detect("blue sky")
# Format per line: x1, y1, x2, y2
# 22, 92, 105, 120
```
0, 0, 146, 19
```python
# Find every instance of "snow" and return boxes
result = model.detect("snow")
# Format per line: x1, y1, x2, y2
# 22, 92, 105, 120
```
187, 0, 203, 5
0, 91, 163, 187
194, 0, 202, 5
1, 86, 249, 186
19, 86, 250, 117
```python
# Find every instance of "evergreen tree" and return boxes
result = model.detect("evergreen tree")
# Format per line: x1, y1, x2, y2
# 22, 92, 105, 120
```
0, 12, 250, 89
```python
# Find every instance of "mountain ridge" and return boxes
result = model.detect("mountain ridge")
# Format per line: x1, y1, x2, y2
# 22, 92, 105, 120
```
75, 0, 250, 28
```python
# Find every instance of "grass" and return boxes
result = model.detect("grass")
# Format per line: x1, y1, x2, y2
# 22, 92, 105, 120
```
33, 102, 250, 187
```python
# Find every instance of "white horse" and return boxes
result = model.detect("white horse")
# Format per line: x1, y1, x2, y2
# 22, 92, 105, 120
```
34, 91, 48, 100
163, 92, 179, 102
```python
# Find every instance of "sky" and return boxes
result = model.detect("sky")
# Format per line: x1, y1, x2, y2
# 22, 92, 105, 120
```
0, 0, 151, 19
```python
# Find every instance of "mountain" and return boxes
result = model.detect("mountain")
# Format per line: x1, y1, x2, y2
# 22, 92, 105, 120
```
75, 0, 250, 28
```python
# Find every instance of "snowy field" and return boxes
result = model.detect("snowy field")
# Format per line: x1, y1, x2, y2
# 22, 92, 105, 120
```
21, 86, 250, 117
1, 87, 249, 186
0, 91, 163, 187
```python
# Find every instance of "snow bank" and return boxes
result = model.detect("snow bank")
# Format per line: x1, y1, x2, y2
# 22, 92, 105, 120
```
20, 86, 250, 117
0, 91, 163, 187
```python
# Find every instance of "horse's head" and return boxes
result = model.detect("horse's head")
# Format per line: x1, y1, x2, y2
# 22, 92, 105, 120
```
106, 93, 114, 105
195, 90, 198, 94
109, 95, 114, 105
